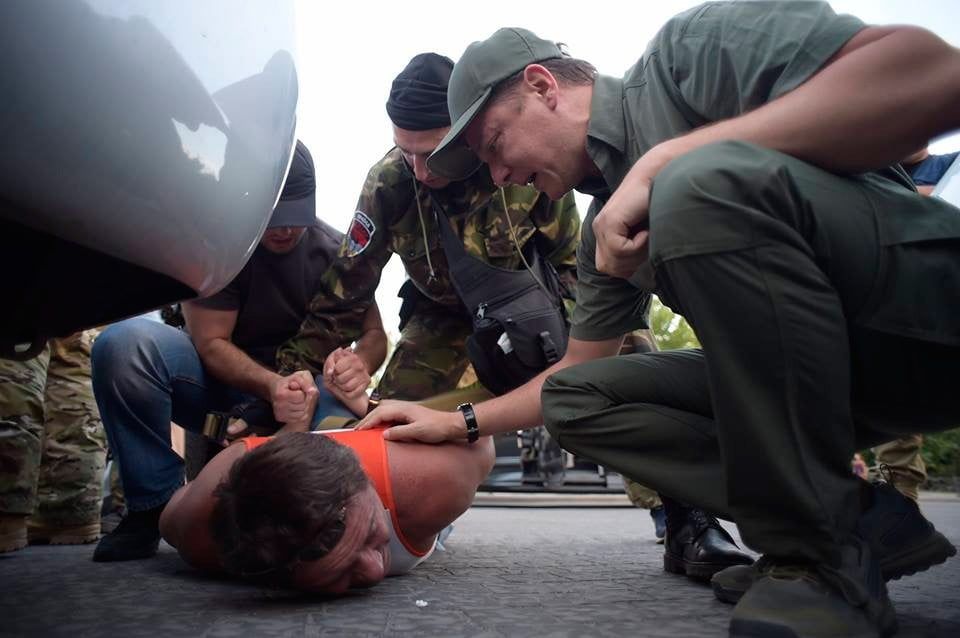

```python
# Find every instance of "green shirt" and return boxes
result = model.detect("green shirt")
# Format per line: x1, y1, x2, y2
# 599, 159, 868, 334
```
571, 0, 865, 341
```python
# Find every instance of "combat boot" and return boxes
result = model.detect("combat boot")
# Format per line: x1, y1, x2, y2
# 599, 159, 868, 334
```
712, 479, 956, 604
0, 514, 28, 553
92, 503, 164, 562
27, 519, 100, 545
858, 478, 955, 580
729, 540, 897, 638
100, 506, 124, 534
662, 500, 753, 581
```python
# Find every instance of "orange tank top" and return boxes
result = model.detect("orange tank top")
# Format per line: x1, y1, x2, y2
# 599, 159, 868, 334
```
241, 429, 425, 557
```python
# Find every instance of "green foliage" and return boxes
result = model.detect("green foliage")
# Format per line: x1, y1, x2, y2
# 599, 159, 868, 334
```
649, 296, 700, 351
922, 428, 960, 477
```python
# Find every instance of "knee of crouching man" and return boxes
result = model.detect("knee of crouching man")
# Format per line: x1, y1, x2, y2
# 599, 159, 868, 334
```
541, 368, 596, 443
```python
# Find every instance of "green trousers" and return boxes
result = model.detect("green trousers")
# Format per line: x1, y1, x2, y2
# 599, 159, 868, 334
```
543, 141, 960, 568
377, 299, 473, 401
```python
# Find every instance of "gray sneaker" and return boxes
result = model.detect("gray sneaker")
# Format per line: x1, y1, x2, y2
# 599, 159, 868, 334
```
729, 542, 897, 638
713, 479, 956, 604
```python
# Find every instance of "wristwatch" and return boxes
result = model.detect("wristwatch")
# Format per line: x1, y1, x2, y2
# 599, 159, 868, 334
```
457, 402, 480, 443
366, 390, 381, 415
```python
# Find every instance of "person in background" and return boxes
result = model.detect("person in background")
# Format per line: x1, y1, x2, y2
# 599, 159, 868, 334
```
0, 330, 107, 552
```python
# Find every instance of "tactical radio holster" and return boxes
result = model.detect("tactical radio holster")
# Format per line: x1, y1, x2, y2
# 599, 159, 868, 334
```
431, 195, 569, 396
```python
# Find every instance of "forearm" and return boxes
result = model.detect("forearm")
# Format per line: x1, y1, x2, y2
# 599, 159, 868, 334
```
353, 330, 386, 375
353, 303, 387, 374
471, 368, 556, 436
650, 27, 960, 178
197, 338, 280, 401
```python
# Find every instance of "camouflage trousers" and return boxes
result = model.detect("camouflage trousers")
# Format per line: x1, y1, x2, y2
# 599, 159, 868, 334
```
377, 305, 474, 401
871, 434, 927, 502
623, 478, 663, 510
0, 330, 107, 526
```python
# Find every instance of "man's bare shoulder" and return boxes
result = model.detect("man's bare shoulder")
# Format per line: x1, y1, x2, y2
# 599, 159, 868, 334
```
385, 438, 494, 547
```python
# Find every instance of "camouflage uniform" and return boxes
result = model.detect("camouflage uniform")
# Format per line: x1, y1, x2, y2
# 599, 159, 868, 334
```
871, 435, 927, 502
276, 148, 581, 400
624, 479, 663, 509
0, 330, 107, 542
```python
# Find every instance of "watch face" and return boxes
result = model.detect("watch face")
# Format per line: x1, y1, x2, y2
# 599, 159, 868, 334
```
366, 394, 382, 415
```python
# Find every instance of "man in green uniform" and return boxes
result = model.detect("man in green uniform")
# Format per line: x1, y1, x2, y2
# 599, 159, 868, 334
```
274, 53, 581, 402
361, 3, 960, 635
0, 330, 107, 552
353, 52, 759, 588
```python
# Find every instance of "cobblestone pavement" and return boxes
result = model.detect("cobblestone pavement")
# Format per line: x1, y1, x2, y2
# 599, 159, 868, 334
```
0, 495, 957, 637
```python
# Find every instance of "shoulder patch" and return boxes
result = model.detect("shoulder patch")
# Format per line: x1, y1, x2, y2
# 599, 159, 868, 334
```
346, 211, 376, 257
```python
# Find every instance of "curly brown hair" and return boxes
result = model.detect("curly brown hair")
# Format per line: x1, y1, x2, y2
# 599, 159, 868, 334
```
210, 432, 369, 579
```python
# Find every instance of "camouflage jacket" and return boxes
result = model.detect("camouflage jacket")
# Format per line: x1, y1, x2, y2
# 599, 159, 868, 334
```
320, 147, 581, 315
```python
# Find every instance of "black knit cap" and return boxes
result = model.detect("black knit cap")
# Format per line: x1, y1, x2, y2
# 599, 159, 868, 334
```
385, 53, 455, 131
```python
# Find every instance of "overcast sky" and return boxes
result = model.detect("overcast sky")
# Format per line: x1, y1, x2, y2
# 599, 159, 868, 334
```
292, 0, 960, 343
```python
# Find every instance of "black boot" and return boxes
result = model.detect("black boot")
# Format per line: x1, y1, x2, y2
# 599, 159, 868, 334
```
662, 497, 753, 582
858, 478, 956, 580
711, 478, 958, 604
92, 503, 165, 562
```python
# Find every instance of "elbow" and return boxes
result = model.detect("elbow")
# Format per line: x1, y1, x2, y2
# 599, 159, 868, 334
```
478, 436, 496, 479
908, 28, 960, 130
190, 336, 221, 363
464, 437, 496, 490
157, 504, 177, 548
885, 27, 960, 136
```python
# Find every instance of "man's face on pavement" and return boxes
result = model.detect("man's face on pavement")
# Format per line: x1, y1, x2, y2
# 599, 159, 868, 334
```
260, 226, 307, 254
464, 67, 583, 200
290, 484, 391, 595
395, 125, 453, 190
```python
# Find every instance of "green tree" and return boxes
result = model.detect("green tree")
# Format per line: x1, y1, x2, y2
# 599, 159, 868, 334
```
649, 296, 700, 350
921, 429, 960, 477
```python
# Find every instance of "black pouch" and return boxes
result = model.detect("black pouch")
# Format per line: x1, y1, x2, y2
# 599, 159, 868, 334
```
466, 307, 566, 395
432, 200, 568, 395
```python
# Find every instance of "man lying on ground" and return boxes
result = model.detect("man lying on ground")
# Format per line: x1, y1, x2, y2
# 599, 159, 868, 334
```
159, 428, 493, 593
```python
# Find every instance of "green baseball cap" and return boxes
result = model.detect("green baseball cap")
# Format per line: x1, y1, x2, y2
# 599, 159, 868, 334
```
426, 27, 564, 180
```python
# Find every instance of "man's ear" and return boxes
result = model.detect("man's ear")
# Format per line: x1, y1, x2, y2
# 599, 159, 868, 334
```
522, 64, 559, 109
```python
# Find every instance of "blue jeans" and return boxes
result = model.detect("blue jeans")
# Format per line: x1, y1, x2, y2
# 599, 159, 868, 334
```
91, 318, 353, 511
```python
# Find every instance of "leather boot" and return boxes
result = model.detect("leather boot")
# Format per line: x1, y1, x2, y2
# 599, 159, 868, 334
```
662, 498, 753, 582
